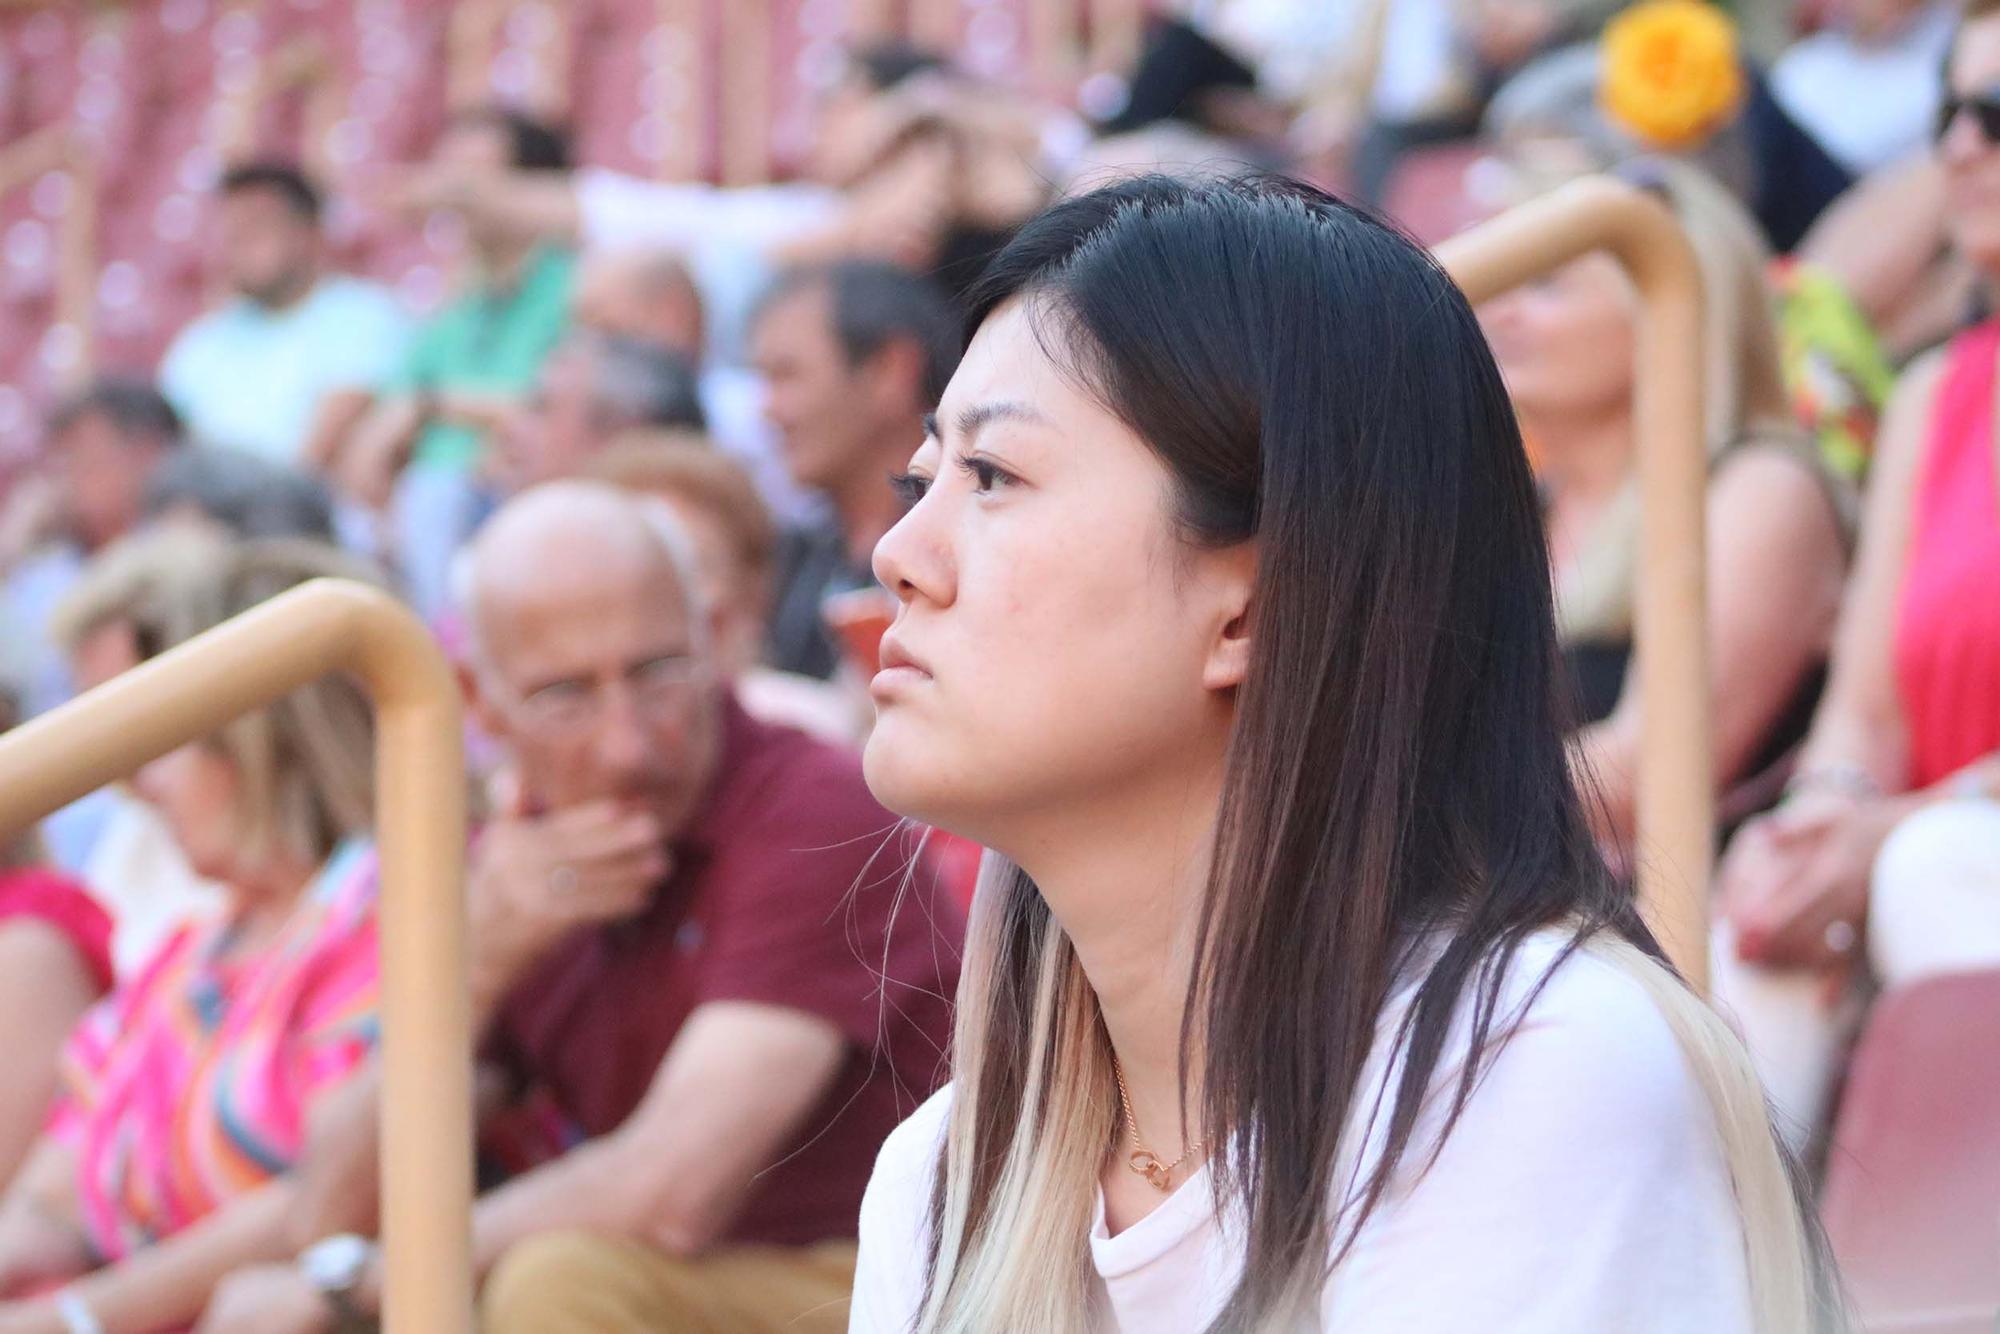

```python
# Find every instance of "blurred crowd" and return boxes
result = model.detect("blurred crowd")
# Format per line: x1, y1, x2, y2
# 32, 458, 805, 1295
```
0, 0, 1987, 1329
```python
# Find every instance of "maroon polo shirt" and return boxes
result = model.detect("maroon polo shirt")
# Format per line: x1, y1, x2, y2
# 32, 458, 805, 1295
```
489, 695, 962, 1247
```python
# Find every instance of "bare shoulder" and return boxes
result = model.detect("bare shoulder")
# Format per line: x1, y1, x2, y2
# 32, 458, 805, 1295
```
1865, 341, 1957, 513
1887, 343, 1953, 426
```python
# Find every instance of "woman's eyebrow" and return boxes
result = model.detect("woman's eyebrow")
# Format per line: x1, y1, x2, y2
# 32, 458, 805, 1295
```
923, 401, 1046, 443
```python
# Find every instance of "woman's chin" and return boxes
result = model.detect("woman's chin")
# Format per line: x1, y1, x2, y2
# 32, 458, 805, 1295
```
862, 725, 926, 818
862, 721, 964, 829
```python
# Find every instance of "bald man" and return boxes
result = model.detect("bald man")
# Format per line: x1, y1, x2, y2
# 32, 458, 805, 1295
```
199, 483, 959, 1334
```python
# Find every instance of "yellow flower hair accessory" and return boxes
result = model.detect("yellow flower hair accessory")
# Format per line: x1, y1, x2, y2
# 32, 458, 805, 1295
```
1599, 0, 1746, 150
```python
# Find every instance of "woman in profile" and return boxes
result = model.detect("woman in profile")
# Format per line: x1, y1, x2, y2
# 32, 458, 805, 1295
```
851, 175, 1839, 1332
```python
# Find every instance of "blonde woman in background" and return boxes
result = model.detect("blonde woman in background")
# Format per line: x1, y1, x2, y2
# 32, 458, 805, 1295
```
46, 528, 234, 977
0, 734, 110, 1196
1481, 158, 1853, 859
0, 529, 236, 1200
0, 539, 386, 1334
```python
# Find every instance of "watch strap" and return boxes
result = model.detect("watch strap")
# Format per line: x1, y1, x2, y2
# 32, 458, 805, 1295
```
55, 1290, 106, 1334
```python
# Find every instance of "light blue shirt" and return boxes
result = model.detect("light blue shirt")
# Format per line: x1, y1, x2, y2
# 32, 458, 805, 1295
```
1, 543, 111, 872
160, 275, 412, 465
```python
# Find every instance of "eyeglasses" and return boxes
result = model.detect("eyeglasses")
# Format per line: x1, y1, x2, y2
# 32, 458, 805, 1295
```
492, 652, 704, 734
1936, 92, 2000, 145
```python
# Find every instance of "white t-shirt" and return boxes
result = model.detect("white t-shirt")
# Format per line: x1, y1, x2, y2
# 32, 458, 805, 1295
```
159, 275, 411, 465
1371, 0, 1464, 123
575, 169, 843, 368
851, 932, 1754, 1333
80, 792, 227, 980
1770, 2, 1954, 176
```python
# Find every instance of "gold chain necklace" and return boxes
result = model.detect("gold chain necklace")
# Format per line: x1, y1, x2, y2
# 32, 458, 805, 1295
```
1111, 1058, 1207, 1193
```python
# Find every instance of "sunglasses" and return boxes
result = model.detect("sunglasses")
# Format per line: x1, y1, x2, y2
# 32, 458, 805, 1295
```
1936, 91, 2000, 144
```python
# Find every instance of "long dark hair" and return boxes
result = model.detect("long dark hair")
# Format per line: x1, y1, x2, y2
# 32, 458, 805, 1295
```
920, 174, 1670, 1330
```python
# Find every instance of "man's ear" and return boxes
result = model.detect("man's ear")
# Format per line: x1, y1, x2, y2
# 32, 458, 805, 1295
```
704, 597, 741, 669
1200, 544, 1257, 693
458, 658, 503, 740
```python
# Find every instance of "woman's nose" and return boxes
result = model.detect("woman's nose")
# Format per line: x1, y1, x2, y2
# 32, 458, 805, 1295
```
872, 513, 919, 603
872, 497, 952, 608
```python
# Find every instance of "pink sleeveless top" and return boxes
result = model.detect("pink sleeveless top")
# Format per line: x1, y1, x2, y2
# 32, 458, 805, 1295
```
1893, 321, 2000, 789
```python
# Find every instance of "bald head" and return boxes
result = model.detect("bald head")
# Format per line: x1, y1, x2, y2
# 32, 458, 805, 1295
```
464, 481, 727, 827
465, 481, 698, 668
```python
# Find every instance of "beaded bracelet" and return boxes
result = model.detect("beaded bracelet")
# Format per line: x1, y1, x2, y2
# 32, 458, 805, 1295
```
1782, 762, 1883, 803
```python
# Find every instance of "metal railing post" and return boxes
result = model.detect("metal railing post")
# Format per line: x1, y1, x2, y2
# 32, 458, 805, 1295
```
0, 580, 473, 1333
1435, 175, 1714, 991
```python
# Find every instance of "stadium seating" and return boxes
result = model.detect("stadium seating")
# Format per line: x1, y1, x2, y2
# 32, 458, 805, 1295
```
0, 0, 1083, 472
1821, 968, 2000, 1331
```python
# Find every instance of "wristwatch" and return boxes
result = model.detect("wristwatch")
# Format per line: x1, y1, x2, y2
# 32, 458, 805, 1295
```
299, 1233, 379, 1332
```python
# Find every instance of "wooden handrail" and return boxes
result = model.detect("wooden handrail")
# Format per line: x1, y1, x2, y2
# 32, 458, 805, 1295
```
0, 122, 69, 197
1086, 0, 1145, 81
910, 0, 960, 54
1435, 175, 1714, 992
650, 0, 702, 181
720, 0, 773, 187
0, 580, 473, 1333
0, 123, 96, 386
216, 36, 341, 181
56, 140, 96, 388
448, 0, 507, 111
1028, 0, 1072, 95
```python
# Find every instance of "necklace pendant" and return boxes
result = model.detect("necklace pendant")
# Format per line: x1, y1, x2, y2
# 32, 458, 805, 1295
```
1129, 1149, 1173, 1192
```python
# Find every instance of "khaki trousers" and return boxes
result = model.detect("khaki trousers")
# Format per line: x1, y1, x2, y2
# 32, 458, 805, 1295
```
480, 1230, 856, 1334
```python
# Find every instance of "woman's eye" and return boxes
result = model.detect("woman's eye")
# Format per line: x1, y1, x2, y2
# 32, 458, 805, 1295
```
888, 471, 931, 504
956, 456, 1011, 494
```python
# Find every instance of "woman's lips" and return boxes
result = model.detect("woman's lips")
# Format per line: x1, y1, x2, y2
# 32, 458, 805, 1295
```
870, 664, 932, 699
871, 634, 932, 699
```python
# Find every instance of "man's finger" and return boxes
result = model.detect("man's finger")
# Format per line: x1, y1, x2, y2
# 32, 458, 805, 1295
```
533, 806, 662, 860
487, 767, 528, 821
1751, 866, 1849, 967
547, 867, 664, 924
542, 843, 670, 891
1717, 846, 1791, 926
536, 799, 655, 836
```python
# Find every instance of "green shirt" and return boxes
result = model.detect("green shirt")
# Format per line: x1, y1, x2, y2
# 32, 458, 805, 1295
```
393, 246, 577, 470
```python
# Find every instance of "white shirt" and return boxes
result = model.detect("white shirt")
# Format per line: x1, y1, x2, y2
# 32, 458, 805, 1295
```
79, 792, 227, 979
850, 932, 1754, 1333
1196, 0, 1361, 102
160, 275, 411, 465
1371, 0, 1464, 122
575, 169, 842, 368
1771, 2, 1954, 175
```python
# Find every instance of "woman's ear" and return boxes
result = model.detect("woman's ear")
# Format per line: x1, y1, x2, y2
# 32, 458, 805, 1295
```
1201, 543, 1256, 692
